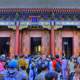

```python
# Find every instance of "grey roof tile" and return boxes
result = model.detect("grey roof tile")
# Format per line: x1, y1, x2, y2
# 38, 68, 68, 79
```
0, 0, 80, 8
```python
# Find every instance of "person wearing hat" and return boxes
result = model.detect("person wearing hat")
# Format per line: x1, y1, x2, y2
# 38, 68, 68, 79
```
18, 55, 28, 80
4, 59, 28, 80
18, 55, 28, 70
4, 59, 18, 80
45, 71, 58, 80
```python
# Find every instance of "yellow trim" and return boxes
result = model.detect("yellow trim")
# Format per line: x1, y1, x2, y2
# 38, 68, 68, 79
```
54, 26, 62, 29
8, 25, 52, 30
8, 26, 16, 30
19, 26, 28, 30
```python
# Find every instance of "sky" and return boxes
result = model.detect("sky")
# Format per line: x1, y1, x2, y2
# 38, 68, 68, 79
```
0, 0, 80, 8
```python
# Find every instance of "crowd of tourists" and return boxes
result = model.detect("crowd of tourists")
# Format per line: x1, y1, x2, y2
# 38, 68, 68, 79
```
0, 53, 80, 80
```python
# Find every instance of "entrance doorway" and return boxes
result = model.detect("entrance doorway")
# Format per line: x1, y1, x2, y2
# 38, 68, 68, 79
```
31, 37, 41, 55
0, 37, 10, 56
62, 37, 73, 59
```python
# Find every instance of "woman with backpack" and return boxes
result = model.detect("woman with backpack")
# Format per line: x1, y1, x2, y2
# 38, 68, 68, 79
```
54, 54, 62, 80
55, 54, 62, 73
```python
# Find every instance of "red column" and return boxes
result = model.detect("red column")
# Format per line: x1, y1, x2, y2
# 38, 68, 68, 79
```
15, 25, 19, 55
51, 27, 55, 56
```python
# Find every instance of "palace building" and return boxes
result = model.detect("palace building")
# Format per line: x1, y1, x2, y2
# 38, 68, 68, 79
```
0, 0, 80, 58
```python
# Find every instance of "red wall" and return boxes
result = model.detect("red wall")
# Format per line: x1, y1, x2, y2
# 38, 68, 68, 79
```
0, 29, 80, 57
0, 31, 16, 58
21, 30, 50, 56
55, 30, 80, 57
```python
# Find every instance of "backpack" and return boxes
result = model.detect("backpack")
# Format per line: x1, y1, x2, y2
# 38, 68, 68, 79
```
0, 74, 4, 80
55, 61, 61, 73
4, 71, 17, 80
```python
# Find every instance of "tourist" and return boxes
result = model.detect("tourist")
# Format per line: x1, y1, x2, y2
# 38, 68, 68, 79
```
68, 57, 75, 80
52, 57, 56, 70
3, 59, 18, 80
29, 61, 36, 80
35, 61, 48, 80
72, 63, 80, 80
55, 54, 62, 72
45, 71, 58, 80
77, 54, 80, 64
0, 61, 5, 80
47, 55, 54, 72
18, 55, 28, 70
17, 64, 28, 80
62, 56, 68, 80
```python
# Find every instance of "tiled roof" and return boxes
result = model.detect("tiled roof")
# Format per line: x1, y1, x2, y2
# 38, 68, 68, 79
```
0, 0, 80, 8
0, 8, 80, 13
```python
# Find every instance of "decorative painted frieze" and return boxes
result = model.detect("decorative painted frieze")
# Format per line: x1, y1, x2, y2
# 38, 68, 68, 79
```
0, 10, 80, 29
55, 21, 80, 26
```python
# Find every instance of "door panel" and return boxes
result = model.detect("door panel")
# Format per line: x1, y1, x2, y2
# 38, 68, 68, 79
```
0, 37, 10, 56
31, 37, 41, 55
62, 37, 73, 59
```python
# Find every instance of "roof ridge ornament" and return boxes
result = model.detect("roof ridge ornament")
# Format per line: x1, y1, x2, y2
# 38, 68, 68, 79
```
15, 12, 20, 27
15, 12, 19, 21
